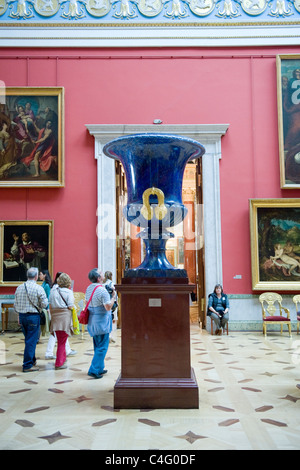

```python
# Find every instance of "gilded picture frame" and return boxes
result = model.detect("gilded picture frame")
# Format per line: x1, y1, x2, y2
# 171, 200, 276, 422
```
0, 220, 53, 287
0, 87, 64, 187
276, 55, 300, 188
250, 199, 300, 291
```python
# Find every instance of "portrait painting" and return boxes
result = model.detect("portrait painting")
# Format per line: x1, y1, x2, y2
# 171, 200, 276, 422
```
0, 220, 53, 286
277, 55, 300, 188
0, 87, 64, 187
250, 199, 300, 290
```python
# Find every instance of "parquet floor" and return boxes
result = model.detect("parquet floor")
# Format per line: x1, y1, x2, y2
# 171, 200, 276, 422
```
1, 324, 300, 450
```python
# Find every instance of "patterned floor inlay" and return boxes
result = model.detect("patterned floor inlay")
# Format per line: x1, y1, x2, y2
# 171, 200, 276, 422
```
255, 406, 274, 412
260, 419, 287, 427
15, 420, 35, 428
71, 395, 93, 403
213, 406, 235, 412
25, 407, 50, 413
1, 325, 300, 450
241, 387, 262, 392
280, 395, 300, 403
39, 431, 71, 444
218, 419, 240, 427
138, 419, 160, 427
92, 419, 117, 427
176, 431, 207, 443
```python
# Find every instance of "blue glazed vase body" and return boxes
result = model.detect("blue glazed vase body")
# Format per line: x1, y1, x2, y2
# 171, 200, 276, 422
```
103, 133, 205, 277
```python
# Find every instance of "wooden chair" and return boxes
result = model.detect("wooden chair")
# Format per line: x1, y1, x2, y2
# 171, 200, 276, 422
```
292, 294, 300, 334
73, 292, 86, 337
210, 317, 229, 335
1, 303, 13, 333
259, 292, 291, 337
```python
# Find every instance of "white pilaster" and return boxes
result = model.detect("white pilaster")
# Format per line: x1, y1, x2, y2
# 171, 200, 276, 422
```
87, 129, 117, 282
202, 140, 223, 293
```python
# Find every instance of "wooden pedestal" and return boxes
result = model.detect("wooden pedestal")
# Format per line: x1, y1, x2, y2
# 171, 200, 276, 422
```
114, 277, 199, 409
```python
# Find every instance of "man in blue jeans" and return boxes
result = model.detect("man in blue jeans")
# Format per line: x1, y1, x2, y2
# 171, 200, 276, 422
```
14, 267, 48, 372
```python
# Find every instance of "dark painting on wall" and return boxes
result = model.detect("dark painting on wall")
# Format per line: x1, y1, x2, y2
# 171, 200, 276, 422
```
0, 220, 53, 286
250, 199, 300, 291
277, 55, 300, 188
0, 87, 64, 187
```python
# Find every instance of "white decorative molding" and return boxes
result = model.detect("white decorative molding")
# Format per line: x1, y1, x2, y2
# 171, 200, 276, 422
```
86, 123, 229, 292
1, 23, 300, 48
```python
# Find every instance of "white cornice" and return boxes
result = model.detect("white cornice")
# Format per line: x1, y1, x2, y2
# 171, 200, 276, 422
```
86, 123, 229, 150
1, 24, 300, 47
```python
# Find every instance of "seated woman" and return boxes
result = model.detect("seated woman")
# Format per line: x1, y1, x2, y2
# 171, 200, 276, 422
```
207, 284, 229, 335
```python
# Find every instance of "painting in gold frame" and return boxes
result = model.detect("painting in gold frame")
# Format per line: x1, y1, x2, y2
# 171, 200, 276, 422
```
0, 220, 53, 287
0, 87, 64, 187
250, 199, 300, 291
277, 55, 300, 188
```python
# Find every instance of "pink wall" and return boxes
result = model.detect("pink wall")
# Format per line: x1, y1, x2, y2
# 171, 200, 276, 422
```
1, 46, 300, 295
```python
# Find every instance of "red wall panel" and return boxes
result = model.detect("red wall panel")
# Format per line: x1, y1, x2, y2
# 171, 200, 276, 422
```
1, 46, 300, 295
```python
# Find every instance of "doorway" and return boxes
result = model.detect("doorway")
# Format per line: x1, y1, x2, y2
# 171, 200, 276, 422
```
115, 158, 206, 327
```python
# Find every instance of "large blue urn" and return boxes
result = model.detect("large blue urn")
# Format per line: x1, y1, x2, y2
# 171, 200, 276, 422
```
103, 133, 205, 277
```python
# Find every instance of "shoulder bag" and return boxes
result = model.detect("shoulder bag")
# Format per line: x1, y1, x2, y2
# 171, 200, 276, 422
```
58, 288, 80, 336
24, 283, 46, 325
78, 285, 102, 325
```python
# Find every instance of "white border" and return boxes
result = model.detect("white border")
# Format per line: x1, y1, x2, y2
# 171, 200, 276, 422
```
1, 24, 300, 47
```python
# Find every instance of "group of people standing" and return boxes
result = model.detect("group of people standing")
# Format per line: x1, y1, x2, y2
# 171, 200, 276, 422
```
14, 267, 117, 378
14, 267, 229, 374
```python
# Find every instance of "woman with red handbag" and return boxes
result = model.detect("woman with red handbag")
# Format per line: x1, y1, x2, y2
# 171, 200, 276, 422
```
85, 268, 117, 379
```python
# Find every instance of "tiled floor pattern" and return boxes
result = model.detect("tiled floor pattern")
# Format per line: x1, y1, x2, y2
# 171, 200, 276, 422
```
1, 325, 300, 450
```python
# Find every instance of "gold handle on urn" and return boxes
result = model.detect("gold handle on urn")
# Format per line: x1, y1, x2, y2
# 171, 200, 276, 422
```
141, 187, 168, 221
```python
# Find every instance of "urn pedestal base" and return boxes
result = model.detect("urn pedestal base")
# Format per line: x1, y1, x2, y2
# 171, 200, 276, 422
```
114, 277, 199, 409
114, 369, 198, 409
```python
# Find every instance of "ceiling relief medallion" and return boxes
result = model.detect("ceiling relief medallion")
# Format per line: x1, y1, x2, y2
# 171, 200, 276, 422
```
188, 0, 215, 16
86, 0, 110, 16
294, 0, 300, 12
137, 0, 163, 16
240, 0, 267, 15
0, 0, 8, 15
34, 0, 60, 16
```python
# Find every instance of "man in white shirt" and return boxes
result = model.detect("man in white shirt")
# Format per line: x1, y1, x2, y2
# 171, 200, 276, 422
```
14, 267, 48, 372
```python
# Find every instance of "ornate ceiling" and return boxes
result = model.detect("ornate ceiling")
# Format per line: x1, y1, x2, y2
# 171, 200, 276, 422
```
1, 0, 300, 46
1, 0, 300, 21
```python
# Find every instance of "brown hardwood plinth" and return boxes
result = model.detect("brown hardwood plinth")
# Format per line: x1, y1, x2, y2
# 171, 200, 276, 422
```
114, 277, 199, 409
114, 368, 199, 409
